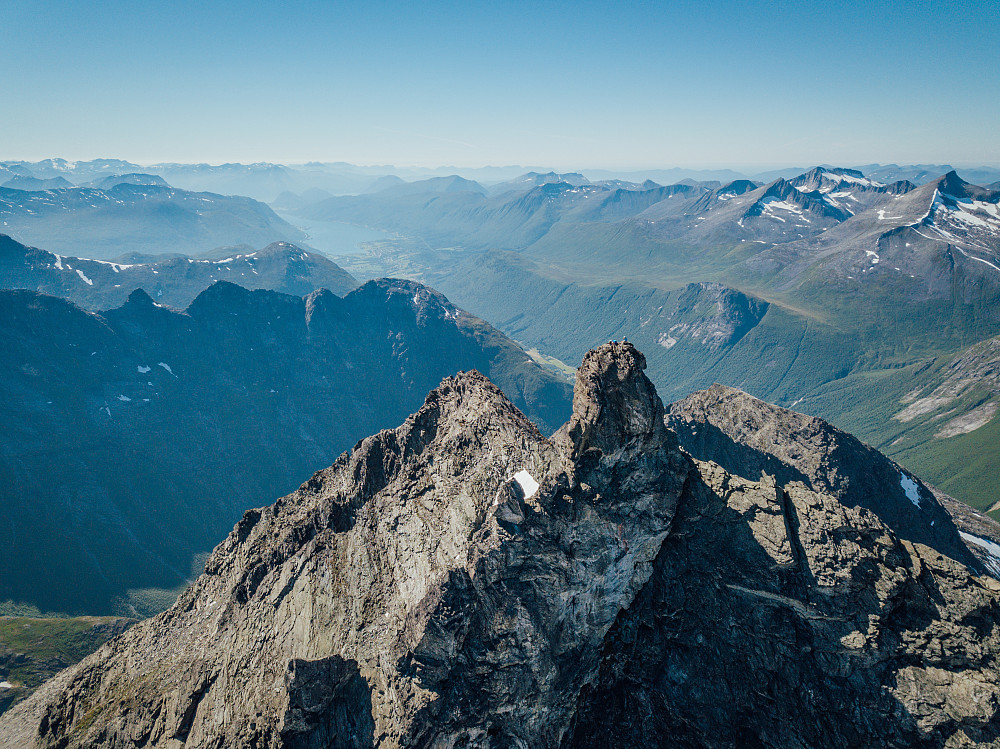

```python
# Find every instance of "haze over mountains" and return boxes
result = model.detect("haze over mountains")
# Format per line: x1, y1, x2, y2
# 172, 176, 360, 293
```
0, 235, 357, 310
4, 157, 1000, 519
5, 158, 999, 202
0, 177, 305, 259
3, 156, 1000, 743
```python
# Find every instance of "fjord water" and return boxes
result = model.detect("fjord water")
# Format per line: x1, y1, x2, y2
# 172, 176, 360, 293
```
273, 210, 394, 256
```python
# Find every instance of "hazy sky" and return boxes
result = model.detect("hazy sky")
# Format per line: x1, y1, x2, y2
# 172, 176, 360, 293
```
3, 0, 998, 169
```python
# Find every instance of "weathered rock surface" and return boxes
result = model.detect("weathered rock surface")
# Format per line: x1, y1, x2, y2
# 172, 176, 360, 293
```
2, 344, 999, 747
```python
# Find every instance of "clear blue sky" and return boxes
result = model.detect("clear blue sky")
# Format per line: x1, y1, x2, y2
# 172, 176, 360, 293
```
2, 0, 998, 169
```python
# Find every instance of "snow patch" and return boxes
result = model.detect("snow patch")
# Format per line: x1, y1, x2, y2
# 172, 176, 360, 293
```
955, 245, 1000, 273
87, 259, 135, 271
512, 469, 539, 500
75, 269, 93, 285
0, 681, 13, 689
117, 394, 131, 402
827, 172, 883, 188
137, 365, 150, 373
157, 362, 175, 376
959, 532, 1000, 576
900, 473, 921, 508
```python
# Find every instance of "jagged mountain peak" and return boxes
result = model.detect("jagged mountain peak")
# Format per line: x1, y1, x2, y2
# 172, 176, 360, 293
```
933, 169, 974, 197
717, 179, 757, 197
352, 277, 461, 319
123, 287, 156, 307
928, 169, 999, 202
257, 240, 307, 255
184, 280, 305, 321
741, 178, 852, 223
559, 341, 668, 458
788, 167, 888, 198
813, 165, 866, 179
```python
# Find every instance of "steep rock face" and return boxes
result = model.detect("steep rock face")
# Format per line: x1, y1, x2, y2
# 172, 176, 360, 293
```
2, 345, 999, 748
565, 462, 1000, 748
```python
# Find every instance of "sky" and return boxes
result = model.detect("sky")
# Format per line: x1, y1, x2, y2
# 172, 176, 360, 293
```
2, 0, 999, 169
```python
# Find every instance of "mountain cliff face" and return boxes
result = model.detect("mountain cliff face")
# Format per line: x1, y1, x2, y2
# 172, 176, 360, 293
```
0, 279, 571, 615
2, 343, 998, 748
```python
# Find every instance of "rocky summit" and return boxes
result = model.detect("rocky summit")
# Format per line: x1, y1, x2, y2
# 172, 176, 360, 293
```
2, 343, 999, 748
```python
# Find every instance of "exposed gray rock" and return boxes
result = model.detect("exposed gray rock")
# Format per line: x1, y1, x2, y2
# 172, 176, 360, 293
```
2, 344, 998, 748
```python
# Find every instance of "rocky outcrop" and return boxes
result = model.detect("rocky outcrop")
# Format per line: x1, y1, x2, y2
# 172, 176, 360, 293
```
2, 344, 999, 747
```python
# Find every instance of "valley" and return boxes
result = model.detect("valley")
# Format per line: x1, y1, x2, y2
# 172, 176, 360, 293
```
299, 166, 1000, 518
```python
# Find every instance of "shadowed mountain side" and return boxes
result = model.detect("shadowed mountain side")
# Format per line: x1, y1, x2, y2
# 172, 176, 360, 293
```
0, 280, 571, 614
563, 462, 1000, 748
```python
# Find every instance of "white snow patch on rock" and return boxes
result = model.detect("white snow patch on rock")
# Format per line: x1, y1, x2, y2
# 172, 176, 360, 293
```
900, 473, 921, 508
117, 394, 131, 402
658, 333, 678, 349
877, 209, 904, 221
75, 268, 94, 285
137, 365, 151, 373
959, 532, 1000, 576
157, 362, 175, 376
512, 470, 539, 500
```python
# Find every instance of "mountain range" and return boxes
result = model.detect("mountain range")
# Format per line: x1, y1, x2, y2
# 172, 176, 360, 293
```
0, 235, 357, 310
2, 342, 997, 746
5, 158, 998, 202
308, 165, 1000, 519
0, 279, 571, 615
4, 151, 1000, 744
0, 181, 305, 259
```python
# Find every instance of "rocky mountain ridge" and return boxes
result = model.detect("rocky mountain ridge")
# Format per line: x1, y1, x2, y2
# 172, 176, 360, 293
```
331, 166, 1000, 517
2, 343, 997, 747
